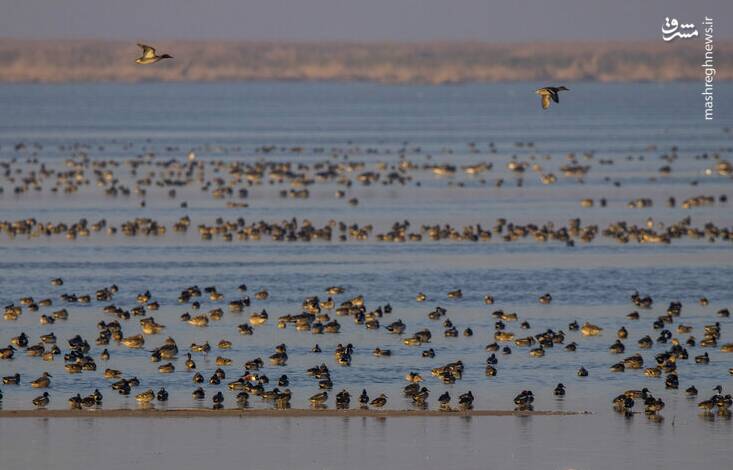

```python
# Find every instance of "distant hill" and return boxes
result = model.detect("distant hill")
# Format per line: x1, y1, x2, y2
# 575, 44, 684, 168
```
0, 39, 729, 83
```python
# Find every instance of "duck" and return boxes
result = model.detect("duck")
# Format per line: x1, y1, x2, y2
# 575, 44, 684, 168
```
140, 317, 165, 335
335, 389, 351, 408
249, 310, 268, 326
190, 342, 211, 354
385, 320, 406, 334
68, 394, 82, 409
121, 335, 145, 349
31, 372, 52, 388
135, 44, 173, 65
185, 353, 196, 370
697, 398, 715, 411
686, 386, 698, 397
580, 322, 602, 336
187, 315, 209, 327
370, 393, 387, 408
359, 389, 369, 407
3, 373, 20, 385
136, 389, 155, 402
11, 333, 28, 347
192, 387, 205, 400
104, 368, 122, 379
577, 366, 588, 377
695, 352, 710, 364
554, 383, 566, 396
609, 340, 625, 354
326, 286, 345, 295
609, 362, 625, 373
411, 387, 430, 405
535, 86, 569, 109
458, 391, 474, 409
26, 343, 45, 356
236, 392, 249, 405
514, 390, 534, 409
438, 391, 451, 408
81, 395, 98, 408
65, 363, 83, 374
373, 347, 391, 357
216, 356, 233, 366
309, 391, 328, 406
158, 362, 175, 373
212, 391, 224, 407
447, 289, 462, 299
33, 392, 50, 408
157, 388, 168, 401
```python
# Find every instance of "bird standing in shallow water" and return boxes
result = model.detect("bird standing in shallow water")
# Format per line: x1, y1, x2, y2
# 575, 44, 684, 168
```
536, 86, 569, 109
33, 392, 49, 408
135, 44, 173, 64
370, 394, 387, 408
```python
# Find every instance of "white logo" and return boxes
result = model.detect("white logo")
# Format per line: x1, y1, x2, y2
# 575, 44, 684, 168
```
662, 17, 698, 41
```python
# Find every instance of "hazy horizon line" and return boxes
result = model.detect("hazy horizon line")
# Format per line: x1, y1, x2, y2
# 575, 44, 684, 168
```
0, 39, 729, 84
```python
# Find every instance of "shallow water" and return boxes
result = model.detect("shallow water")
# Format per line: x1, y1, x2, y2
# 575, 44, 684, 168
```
0, 82, 731, 467
1, 414, 731, 470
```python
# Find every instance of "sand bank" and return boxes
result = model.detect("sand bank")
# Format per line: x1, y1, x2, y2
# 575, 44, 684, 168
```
0, 408, 589, 418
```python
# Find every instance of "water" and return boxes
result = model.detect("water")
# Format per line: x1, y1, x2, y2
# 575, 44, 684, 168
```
0, 82, 732, 468
1, 414, 731, 470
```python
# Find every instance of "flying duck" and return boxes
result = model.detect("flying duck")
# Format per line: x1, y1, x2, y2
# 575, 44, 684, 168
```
135, 44, 173, 64
536, 86, 569, 109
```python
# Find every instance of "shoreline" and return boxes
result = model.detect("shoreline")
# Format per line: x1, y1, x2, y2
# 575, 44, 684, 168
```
0, 408, 590, 418
1, 39, 731, 83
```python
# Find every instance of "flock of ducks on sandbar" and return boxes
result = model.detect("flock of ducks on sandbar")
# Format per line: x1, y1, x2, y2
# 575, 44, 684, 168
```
1, 214, 731, 247
1, 277, 731, 418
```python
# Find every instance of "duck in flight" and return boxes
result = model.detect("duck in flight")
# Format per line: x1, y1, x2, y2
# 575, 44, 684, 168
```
135, 44, 173, 64
536, 86, 568, 109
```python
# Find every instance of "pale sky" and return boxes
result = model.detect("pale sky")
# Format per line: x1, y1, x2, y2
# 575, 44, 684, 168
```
1, 0, 731, 42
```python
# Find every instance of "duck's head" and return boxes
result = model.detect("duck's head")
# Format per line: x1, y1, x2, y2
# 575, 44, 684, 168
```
714, 385, 723, 394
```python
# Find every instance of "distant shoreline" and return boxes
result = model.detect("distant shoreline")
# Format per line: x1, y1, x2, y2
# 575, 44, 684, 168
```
0, 408, 589, 418
0, 39, 730, 84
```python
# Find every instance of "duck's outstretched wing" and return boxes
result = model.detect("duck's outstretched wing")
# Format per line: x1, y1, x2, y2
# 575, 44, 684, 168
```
550, 91, 559, 103
541, 93, 551, 109
137, 43, 157, 59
